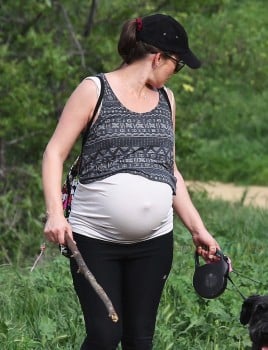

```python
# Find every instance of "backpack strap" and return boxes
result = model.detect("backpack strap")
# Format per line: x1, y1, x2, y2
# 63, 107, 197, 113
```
81, 74, 105, 147
160, 86, 172, 112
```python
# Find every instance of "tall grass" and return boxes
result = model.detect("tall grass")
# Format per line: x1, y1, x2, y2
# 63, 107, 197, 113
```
1, 193, 267, 349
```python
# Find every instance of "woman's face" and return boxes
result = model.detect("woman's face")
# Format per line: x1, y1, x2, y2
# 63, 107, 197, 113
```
148, 53, 179, 88
163, 53, 185, 73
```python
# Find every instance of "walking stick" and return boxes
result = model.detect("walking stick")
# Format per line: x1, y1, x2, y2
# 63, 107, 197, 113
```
65, 235, 119, 323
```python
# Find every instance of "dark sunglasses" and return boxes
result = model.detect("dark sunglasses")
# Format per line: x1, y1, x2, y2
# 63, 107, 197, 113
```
163, 53, 185, 73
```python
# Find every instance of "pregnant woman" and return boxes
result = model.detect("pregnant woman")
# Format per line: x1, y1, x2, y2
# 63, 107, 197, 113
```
42, 14, 220, 350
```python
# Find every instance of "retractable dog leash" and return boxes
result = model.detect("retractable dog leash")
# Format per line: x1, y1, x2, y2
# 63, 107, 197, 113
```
193, 249, 261, 300
193, 252, 268, 350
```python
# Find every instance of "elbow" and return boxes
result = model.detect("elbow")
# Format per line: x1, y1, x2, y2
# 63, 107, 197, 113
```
42, 144, 65, 167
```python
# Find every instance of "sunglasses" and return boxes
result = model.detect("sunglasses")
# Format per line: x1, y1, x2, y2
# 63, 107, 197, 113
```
163, 53, 185, 73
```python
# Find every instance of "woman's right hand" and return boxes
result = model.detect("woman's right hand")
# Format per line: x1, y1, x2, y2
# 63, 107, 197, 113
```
44, 213, 74, 245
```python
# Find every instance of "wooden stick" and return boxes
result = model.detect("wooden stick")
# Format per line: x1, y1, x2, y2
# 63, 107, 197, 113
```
65, 235, 119, 323
30, 242, 46, 272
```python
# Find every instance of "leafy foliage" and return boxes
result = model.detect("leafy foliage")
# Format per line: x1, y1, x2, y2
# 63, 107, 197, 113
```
172, 1, 268, 183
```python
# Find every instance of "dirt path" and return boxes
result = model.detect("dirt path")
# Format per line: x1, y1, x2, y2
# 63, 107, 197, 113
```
186, 181, 268, 210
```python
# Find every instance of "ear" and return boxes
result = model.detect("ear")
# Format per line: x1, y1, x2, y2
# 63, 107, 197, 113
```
240, 295, 260, 325
152, 52, 162, 68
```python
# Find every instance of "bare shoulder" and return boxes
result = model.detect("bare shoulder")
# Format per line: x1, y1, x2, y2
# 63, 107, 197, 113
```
70, 77, 100, 101
62, 77, 100, 118
57, 77, 101, 133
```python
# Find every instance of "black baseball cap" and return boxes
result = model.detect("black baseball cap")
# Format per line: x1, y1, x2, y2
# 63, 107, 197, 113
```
136, 14, 201, 69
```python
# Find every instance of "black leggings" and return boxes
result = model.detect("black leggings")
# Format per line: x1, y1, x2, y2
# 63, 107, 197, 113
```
70, 231, 173, 350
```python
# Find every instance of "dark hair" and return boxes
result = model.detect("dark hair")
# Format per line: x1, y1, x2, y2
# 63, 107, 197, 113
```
117, 19, 160, 64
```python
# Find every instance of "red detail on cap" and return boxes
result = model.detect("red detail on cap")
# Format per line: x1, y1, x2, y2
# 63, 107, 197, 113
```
136, 18, 143, 31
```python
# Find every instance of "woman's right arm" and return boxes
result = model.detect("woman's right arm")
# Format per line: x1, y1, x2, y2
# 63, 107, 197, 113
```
42, 78, 99, 245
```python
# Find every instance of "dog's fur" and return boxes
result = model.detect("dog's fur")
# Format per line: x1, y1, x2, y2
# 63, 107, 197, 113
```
240, 295, 268, 350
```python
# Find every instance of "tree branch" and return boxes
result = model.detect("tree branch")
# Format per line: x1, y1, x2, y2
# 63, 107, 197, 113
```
6, 131, 43, 146
0, 138, 6, 178
21, 12, 43, 36
55, 1, 86, 68
84, 0, 99, 37
65, 235, 119, 323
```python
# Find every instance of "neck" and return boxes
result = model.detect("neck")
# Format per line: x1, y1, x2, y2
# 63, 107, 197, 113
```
114, 66, 156, 98
116, 62, 154, 88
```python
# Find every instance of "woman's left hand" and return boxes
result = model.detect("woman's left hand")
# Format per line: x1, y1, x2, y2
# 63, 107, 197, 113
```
192, 231, 221, 262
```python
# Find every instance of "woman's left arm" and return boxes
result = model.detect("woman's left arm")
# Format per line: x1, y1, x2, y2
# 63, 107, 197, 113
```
173, 164, 220, 260
167, 87, 220, 261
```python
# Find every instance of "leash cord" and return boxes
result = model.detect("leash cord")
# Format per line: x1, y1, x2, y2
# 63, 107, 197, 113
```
227, 275, 246, 300
231, 269, 261, 284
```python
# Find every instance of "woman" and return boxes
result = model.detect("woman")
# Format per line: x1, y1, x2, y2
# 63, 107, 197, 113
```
42, 13, 220, 350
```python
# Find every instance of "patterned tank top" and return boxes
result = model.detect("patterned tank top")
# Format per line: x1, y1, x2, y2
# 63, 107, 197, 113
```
79, 74, 177, 194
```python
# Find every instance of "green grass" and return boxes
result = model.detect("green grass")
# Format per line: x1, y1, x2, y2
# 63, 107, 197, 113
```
1, 194, 267, 349
155, 192, 268, 349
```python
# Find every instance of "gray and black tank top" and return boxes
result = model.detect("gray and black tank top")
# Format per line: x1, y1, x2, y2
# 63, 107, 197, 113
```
79, 74, 177, 194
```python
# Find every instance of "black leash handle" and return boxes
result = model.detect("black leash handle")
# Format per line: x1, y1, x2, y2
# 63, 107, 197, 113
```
194, 248, 260, 301
194, 248, 225, 266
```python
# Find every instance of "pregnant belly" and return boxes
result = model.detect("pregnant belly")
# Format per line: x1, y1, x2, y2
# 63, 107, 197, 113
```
71, 173, 173, 241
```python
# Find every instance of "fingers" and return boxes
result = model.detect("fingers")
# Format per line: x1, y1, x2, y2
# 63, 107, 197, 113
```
196, 245, 220, 261
208, 245, 217, 254
208, 245, 217, 260
197, 245, 217, 254
44, 219, 73, 245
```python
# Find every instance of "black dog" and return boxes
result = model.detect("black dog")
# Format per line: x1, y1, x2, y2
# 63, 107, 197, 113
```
240, 295, 268, 350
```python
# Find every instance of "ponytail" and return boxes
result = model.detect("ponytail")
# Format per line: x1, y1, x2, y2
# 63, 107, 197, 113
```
117, 19, 159, 64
